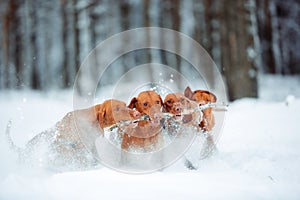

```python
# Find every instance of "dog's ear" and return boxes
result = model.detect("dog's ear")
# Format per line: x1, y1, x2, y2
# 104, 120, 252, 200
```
210, 92, 217, 102
162, 103, 167, 112
128, 97, 137, 109
159, 95, 163, 107
94, 104, 102, 113
93, 104, 102, 122
184, 86, 193, 99
162, 99, 170, 112
202, 91, 217, 103
96, 104, 106, 129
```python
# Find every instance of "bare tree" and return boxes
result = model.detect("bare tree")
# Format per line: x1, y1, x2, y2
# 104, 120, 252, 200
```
1, 0, 300, 101
60, 0, 70, 88
2, 0, 22, 89
219, 0, 258, 101
72, 0, 80, 74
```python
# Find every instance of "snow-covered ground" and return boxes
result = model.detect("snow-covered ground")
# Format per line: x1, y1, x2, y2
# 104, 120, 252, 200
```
0, 74, 300, 200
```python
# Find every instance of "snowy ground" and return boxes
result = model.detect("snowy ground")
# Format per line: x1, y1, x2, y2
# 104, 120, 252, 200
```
0, 74, 300, 199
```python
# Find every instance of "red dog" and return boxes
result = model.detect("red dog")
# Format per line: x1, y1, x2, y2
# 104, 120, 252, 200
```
121, 91, 164, 152
184, 86, 217, 132
163, 93, 200, 127
7, 99, 140, 170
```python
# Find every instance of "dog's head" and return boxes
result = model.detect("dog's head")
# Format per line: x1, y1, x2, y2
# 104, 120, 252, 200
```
184, 86, 217, 106
96, 99, 141, 129
164, 93, 182, 115
128, 91, 163, 121
164, 93, 196, 115
164, 93, 199, 123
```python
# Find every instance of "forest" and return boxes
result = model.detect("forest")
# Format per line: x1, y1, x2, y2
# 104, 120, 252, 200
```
1, 1, 300, 198
0, 0, 299, 101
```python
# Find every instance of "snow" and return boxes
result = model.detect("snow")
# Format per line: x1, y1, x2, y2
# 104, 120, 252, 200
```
1, 75, 300, 199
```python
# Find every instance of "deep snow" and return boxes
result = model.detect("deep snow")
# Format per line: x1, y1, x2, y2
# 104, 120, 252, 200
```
0, 74, 300, 200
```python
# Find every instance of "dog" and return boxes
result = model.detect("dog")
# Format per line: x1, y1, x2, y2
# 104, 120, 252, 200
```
184, 86, 217, 132
121, 91, 164, 152
163, 93, 200, 127
6, 99, 140, 171
95, 99, 141, 131
182, 87, 218, 168
163, 93, 203, 170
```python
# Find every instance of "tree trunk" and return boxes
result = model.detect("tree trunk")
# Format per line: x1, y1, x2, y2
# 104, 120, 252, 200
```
219, 0, 258, 101
72, 0, 80, 73
203, 0, 212, 54
2, 0, 12, 88
171, 0, 181, 71
29, 0, 40, 89
143, 0, 151, 64
256, 0, 275, 74
61, 0, 70, 88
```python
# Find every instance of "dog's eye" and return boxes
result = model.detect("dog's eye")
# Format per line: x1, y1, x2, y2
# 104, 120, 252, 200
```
167, 100, 172, 104
143, 102, 148, 107
156, 101, 161, 105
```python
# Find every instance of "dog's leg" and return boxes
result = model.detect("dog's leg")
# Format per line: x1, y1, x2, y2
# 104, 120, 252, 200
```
120, 149, 127, 166
199, 131, 218, 159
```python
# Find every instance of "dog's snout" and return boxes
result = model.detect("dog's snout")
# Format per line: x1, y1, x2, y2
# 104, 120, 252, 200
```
153, 112, 162, 120
173, 102, 183, 114
175, 107, 182, 112
199, 101, 206, 106
130, 110, 141, 119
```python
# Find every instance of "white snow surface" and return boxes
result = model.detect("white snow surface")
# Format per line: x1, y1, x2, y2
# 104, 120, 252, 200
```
0, 74, 300, 199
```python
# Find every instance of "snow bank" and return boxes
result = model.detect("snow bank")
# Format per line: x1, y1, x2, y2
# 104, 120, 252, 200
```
0, 75, 300, 199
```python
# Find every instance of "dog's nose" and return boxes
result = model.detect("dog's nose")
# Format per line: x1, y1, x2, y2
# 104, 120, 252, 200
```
173, 102, 183, 113
153, 113, 162, 120
130, 110, 141, 119
176, 107, 182, 113
199, 101, 206, 106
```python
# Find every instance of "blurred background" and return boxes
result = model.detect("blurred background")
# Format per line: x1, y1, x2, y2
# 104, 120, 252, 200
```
0, 0, 299, 101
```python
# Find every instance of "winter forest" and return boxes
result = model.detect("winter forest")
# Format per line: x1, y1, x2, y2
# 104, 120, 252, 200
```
1, 0, 300, 101
1, 1, 300, 199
